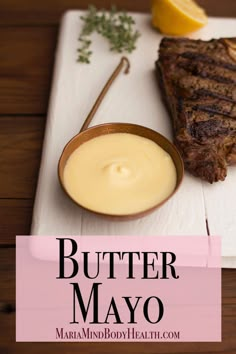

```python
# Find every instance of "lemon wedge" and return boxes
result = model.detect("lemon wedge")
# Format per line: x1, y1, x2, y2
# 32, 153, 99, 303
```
152, 0, 208, 35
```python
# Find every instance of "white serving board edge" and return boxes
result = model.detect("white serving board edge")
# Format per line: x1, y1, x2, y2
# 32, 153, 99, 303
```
31, 10, 236, 268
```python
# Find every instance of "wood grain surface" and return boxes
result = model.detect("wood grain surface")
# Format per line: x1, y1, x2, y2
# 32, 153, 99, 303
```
0, 0, 235, 352
0, 116, 45, 198
0, 27, 57, 114
0, 0, 235, 25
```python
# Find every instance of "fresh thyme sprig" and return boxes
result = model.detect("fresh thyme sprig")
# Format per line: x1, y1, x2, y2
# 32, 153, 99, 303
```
77, 5, 141, 63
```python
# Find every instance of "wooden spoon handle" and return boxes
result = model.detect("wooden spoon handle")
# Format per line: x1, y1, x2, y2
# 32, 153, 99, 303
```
79, 57, 130, 133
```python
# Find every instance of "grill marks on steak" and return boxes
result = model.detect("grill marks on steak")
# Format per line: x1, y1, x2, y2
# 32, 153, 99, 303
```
157, 37, 236, 183
178, 75, 236, 102
189, 99, 236, 118
189, 119, 236, 141
177, 59, 236, 84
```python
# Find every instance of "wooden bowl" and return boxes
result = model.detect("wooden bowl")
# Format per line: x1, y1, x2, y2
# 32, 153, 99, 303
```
58, 123, 184, 220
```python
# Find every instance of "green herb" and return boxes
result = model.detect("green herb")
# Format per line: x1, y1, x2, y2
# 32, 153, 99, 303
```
77, 5, 141, 63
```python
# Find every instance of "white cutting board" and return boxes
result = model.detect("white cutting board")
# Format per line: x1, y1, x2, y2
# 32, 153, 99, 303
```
31, 11, 236, 268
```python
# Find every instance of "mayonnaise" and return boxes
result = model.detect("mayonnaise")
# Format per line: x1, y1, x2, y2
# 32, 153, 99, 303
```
63, 133, 177, 215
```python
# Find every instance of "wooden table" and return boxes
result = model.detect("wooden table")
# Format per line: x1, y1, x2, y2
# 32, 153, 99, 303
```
0, 0, 236, 352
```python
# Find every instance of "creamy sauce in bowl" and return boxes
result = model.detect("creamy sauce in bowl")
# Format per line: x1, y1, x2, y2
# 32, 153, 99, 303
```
63, 133, 177, 215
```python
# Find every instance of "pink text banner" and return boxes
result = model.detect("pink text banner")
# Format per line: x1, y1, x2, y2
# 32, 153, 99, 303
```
16, 236, 221, 342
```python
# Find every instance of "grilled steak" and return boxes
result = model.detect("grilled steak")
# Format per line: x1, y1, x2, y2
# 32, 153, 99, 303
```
156, 37, 236, 183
